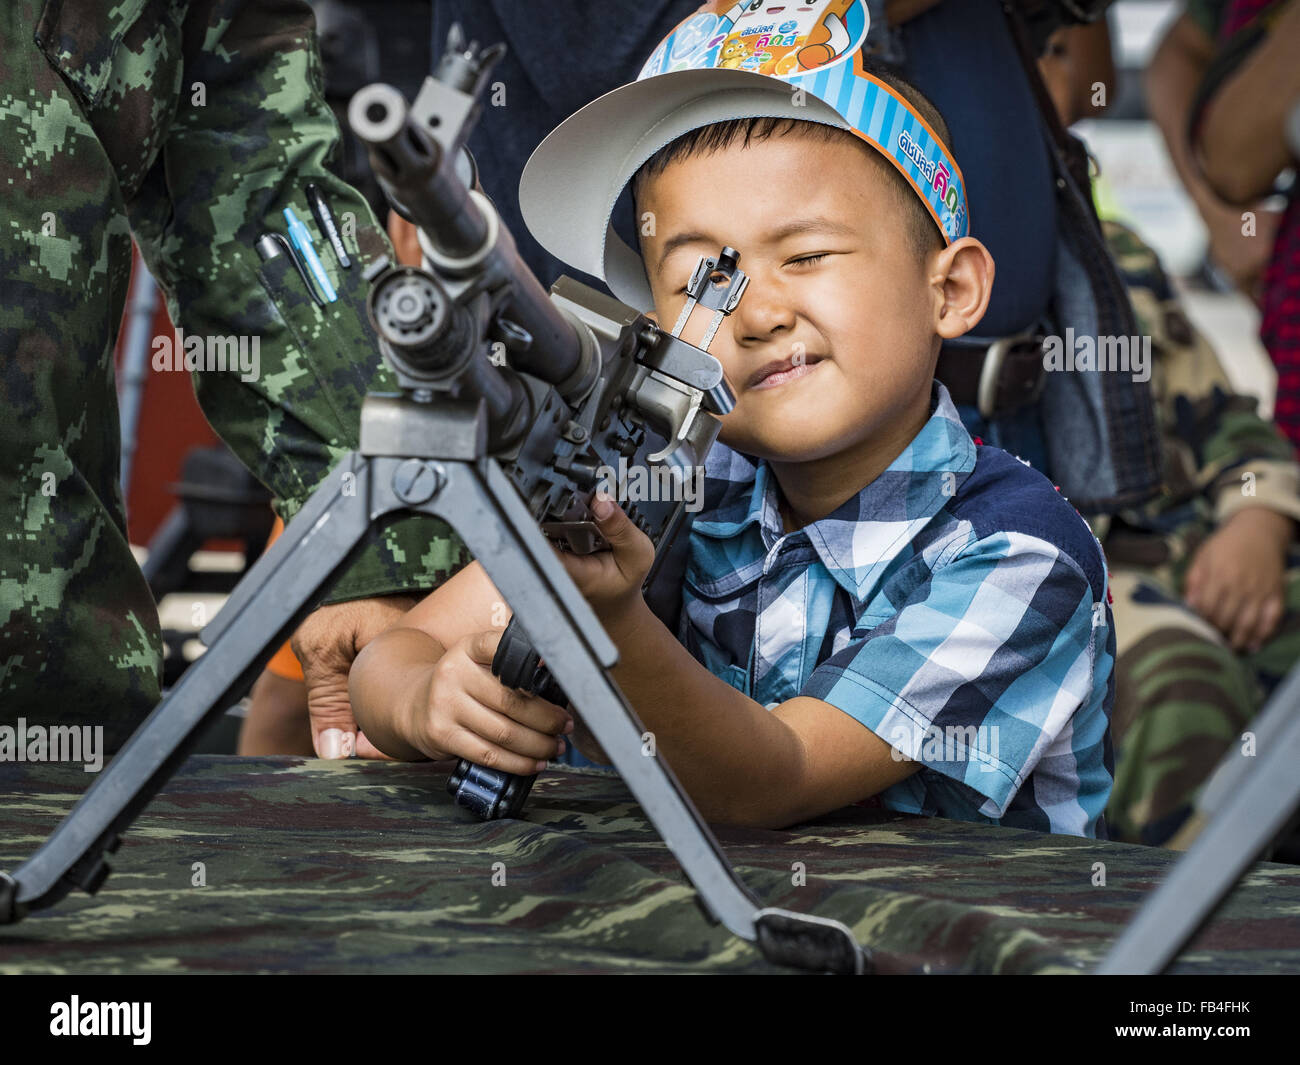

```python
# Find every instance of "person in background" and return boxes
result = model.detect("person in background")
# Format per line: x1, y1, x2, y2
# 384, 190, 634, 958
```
1146, 2, 1282, 302
1044, 19, 1300, 848
1192, 1, 1300, 451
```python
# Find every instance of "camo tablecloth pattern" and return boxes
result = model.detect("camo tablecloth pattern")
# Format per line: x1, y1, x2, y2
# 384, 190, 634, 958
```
2, 757, 1298, 974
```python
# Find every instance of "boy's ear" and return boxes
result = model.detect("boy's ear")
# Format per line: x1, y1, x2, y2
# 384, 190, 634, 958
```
931, 236, 995, 341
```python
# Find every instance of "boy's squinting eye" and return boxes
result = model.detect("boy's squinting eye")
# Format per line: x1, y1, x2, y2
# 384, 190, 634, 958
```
672, 253, 831, 295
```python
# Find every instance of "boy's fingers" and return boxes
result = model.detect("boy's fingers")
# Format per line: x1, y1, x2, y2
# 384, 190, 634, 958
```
454, 702, 563, 764
462, 666, 572, 734
354, 730, 393, 761
442, 727, 550, 777
592, 491, 654, 566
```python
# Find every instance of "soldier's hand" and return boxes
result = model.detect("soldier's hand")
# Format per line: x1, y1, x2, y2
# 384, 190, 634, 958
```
292, 594, 417, 759
410, 629, 573, 773
1184, 507, 1294, 652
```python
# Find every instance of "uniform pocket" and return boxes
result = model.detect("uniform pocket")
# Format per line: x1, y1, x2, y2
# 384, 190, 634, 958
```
36, 0, 153, 108
255, 245, 329, 341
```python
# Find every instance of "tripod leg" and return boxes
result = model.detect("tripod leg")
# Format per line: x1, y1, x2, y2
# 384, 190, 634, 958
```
2, 445, 871, 972
1, 456, 383, 921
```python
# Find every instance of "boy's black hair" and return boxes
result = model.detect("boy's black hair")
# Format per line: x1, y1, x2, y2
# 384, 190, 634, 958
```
630, 60, 954, 263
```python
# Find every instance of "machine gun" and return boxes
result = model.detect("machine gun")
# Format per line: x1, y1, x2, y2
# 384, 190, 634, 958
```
348, 46, 749, 821
0, 24, 869, 975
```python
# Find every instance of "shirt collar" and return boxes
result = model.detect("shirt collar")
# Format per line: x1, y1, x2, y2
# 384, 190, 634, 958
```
692, 380, 977, 604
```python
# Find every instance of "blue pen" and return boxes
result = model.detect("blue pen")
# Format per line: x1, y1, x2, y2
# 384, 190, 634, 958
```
283, 205, 337, 303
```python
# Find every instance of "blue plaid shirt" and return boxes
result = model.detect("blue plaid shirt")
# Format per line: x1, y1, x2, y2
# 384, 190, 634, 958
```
679, 380, 1115, 837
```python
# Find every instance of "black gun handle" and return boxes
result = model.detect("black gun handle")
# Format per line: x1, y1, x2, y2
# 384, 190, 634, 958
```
447, 616, 568, 820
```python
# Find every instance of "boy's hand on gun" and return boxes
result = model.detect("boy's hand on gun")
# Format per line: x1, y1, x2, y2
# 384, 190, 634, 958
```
553, 489, 656, 628
350, 489, 655, 767
407, 628, 574, 774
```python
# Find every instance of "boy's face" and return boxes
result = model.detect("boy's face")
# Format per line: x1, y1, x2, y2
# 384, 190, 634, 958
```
637, 129, 941, 464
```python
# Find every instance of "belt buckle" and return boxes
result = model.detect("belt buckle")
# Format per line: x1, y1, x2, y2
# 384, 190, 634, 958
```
976, 330, 1046, 421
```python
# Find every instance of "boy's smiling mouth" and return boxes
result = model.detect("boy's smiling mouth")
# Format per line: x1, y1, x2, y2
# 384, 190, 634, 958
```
748, 353, 825, 390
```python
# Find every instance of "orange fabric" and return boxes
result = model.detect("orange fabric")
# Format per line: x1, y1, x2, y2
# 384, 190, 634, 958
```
262, 516, 305, 681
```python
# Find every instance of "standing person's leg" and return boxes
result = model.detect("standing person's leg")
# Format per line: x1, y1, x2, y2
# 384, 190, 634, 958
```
0, 0, 163, 753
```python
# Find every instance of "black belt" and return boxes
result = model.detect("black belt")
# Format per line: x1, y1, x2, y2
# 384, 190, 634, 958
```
935, 331, 1047, 421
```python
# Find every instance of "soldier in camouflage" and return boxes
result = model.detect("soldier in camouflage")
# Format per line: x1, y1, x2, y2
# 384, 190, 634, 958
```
1036, 21, 1300, 848
1094, 218, 1300, 848
0, 0, 470, 754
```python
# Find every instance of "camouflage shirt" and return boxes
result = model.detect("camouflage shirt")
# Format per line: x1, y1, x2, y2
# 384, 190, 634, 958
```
0, 0, 470, 749
1090, 220, 1300, 577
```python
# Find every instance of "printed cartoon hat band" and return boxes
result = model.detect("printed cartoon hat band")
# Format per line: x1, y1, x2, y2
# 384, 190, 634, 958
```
518, 1, 969, 311
639, 0, 969, 246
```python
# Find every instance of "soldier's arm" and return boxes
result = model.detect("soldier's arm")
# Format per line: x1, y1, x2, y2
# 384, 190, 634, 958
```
126, 0, 468, 604
1105, 221, 1300, 530
1194, 1, 1300, 205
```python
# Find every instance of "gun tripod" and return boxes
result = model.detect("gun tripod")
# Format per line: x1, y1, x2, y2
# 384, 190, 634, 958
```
0, 380, 869, 974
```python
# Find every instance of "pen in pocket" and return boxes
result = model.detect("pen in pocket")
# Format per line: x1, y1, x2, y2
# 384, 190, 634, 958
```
283, 205, 338, 303
305, 183, 352, 269
256, 231, 325, 308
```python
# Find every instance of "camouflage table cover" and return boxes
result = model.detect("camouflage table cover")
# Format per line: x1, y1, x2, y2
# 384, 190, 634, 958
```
2, 757, 1298, 974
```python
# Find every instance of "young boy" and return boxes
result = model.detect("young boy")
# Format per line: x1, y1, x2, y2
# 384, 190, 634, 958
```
349, 3, 1115, 837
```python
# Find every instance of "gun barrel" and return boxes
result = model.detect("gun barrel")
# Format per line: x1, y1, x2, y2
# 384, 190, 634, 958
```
350, 81, 593, 401
348, 83, 486, 260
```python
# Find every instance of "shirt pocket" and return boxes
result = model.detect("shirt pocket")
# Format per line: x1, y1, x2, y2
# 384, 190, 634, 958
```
37, 0, 154, 108
240, 220, 388, 452
36, 0, 181, 195
254, 245, 331, 346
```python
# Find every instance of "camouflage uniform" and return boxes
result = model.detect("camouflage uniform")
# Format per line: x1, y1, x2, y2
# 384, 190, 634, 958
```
1090, 219, 1300, 847
0, 0, 470, 752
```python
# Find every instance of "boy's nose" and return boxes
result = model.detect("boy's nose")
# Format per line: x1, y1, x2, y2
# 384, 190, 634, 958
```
728, 279, 798, 346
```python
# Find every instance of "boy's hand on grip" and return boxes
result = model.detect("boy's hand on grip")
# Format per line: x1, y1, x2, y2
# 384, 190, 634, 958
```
554, 490, 655, 624
410, 629, 574, 773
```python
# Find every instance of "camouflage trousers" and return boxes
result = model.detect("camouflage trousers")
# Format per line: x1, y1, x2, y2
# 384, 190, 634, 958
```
1106, 556, 1300, 848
